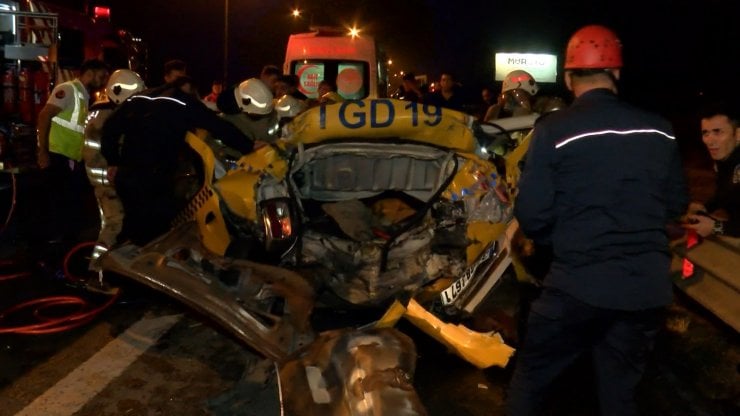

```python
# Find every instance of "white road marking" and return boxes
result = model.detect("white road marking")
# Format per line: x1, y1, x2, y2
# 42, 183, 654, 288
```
14, 314, 182, 416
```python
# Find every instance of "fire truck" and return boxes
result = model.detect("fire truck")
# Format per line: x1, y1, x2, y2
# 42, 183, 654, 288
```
0, 0, 146, 169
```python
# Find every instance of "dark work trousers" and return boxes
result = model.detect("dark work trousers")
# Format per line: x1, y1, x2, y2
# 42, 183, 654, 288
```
506, 287, 664, 416
42, 153, 90, 243
114, 166, 177, 246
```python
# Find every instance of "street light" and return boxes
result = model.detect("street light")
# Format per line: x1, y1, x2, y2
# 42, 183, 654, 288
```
291, 7, 316, 29
224, 0, 229, 82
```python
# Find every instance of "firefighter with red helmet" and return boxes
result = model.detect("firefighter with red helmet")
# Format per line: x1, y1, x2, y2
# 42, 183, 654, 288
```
507, 25, 688, 416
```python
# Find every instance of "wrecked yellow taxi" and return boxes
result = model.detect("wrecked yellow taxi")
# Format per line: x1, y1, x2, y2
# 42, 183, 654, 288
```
100, 98, 537, 415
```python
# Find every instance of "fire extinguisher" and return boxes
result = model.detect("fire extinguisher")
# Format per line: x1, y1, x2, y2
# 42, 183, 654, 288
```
2, 69, 17, 116
18, 68, 33, 124
33, 70, 50, 123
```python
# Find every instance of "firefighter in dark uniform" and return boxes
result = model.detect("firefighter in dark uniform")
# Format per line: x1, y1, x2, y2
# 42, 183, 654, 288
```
100, 76, 254, 245
83, 69, 145, 263
506, 25, 688, 416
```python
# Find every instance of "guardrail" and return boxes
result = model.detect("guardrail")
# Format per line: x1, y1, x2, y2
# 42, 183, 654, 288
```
671, 234, 740, 332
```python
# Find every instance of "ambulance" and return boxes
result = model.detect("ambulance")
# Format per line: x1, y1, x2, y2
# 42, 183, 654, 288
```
283, 26, 388, 100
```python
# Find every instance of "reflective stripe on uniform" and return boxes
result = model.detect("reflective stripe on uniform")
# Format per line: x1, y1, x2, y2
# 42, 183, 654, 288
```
555, 129, 676, 149
90, 244, 108, 261
85, 166, 109, 186
130, 95, 187, 106
84, 138, 101, 150
51, 82, 86, 132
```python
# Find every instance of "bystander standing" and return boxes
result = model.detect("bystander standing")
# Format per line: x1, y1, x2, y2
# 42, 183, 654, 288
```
684, 101, 740, 237
477, 85, 496, 120
399, 72, 423, 102
424, 71, 464, 111
163, 59, 187, 84
203, 79, 224, 111
274, 74, 308, 101
204, 79, 223, 103
260, 65, 282, 96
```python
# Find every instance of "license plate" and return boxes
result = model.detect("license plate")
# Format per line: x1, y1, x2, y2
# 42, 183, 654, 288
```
440, 243, 496, 305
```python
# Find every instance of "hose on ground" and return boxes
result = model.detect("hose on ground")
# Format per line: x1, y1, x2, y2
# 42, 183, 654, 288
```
0, 240, 120, 335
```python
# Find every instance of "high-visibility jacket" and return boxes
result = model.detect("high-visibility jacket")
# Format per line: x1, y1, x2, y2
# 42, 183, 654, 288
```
50, 80, 88, 161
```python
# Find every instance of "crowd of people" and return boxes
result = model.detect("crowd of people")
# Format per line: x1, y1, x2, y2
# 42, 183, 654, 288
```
29, 23, 739, 416
392, 68, 569, 125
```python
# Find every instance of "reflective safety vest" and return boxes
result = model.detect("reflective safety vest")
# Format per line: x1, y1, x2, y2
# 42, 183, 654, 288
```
49, 80, 88, 161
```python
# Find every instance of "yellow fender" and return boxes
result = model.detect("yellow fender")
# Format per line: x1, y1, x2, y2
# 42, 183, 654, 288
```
376, 298, 515, 368
236, 143, 289, 180
502, 131, 539, 282
183, 131, 231, 255
504, 130, 533, 194
441, 154, 499, 201
466, 221, 507, 265
183, 135, 291, 255
213, 144, 290, 222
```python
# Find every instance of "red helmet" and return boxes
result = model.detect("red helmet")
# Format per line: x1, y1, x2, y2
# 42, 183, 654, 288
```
564, 25, 622, 69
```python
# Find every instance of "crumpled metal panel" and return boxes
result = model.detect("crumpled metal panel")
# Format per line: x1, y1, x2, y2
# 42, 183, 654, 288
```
278, 327, 427, 416
99, 222, 316, 361
290, 142, 455, 202
300, 224, 465, 306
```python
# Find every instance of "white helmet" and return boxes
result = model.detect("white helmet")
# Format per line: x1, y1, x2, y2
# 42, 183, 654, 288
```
275, 94, 306, 120
234, 78, 274, 115
502, 70, 538, 96
106, 69, 145, 104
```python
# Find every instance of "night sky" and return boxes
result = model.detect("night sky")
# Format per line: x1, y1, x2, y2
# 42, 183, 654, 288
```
47, 0, 740, 117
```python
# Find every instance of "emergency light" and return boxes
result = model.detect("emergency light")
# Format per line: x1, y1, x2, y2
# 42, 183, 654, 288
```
93, 6, 111, 21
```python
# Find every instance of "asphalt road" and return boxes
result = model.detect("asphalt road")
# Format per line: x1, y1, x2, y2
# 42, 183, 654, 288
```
0, 157, 737, 416
0, 264, 737, 416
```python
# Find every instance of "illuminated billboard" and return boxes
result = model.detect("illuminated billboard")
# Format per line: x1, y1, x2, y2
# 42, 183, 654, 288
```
495, 53, 557, 83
